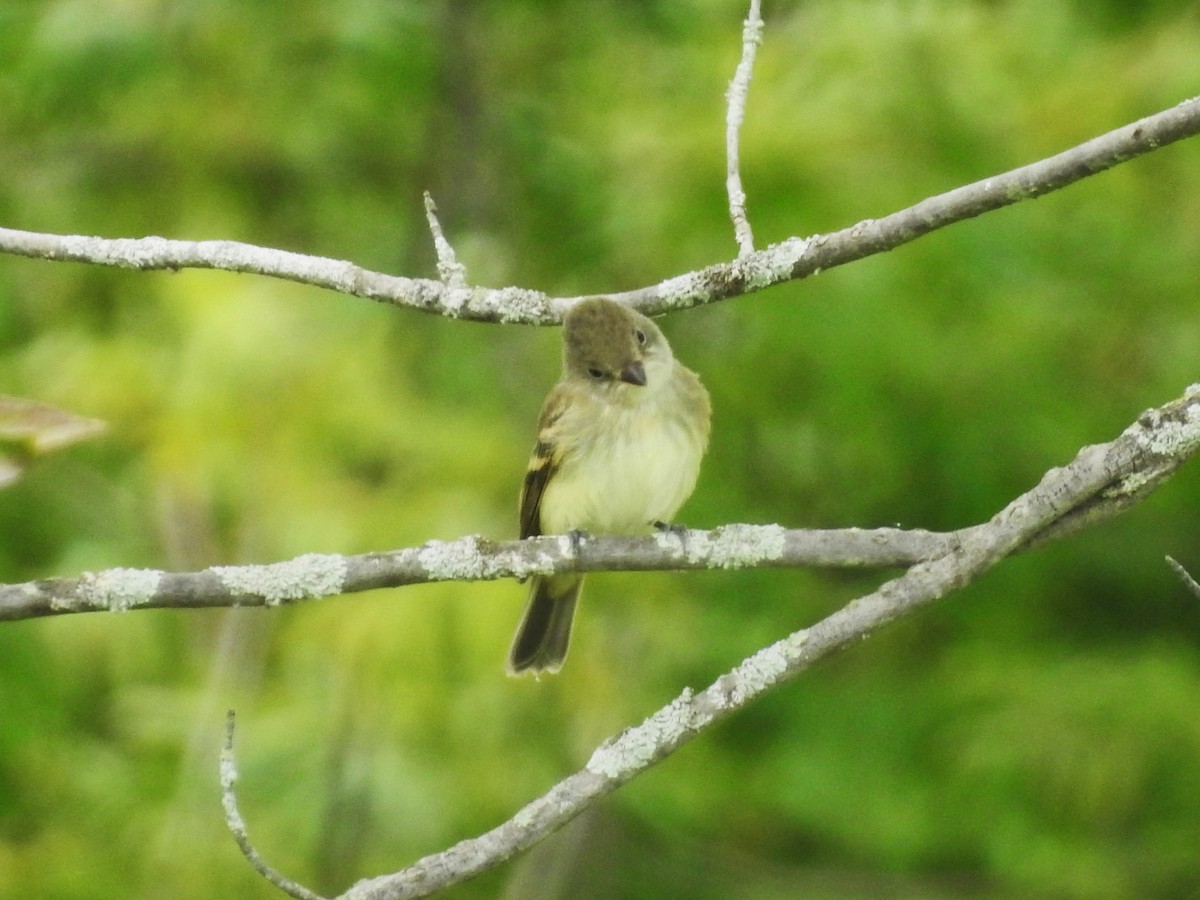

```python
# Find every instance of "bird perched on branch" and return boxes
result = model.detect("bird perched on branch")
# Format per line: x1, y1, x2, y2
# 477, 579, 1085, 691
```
508, 298, 711, 675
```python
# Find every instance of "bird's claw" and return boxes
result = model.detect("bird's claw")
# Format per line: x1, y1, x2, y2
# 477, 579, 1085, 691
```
653, 520, 688, 537
567, 528, 591, 553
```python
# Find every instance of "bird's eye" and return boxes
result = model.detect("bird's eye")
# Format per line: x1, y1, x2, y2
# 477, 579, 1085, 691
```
634, 328, 647, 345
587, 367, 604, 379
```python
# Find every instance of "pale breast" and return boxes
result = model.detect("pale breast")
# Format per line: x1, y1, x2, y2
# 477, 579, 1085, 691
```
539, 399, 705, 536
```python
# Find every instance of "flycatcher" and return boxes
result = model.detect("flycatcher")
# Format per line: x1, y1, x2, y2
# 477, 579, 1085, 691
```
507, 297, 711, 675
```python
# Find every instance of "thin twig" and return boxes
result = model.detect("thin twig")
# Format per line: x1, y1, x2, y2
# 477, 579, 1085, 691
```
221, 710, 328, 900
1166, 555, 1200, 600
422, 192, 468, 288
725, 0, 763, 257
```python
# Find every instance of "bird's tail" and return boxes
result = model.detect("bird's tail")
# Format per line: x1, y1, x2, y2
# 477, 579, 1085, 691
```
507, 574, 583, 675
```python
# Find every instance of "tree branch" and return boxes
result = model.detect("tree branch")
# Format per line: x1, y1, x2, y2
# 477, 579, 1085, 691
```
222, 710, 329, 900
725, 0, 763, 257
291, 383, 1200, 900
7, 382, 1197, 626
1, 97, 1197, 323
0, 525, 941, 621
4, 1, 1197, 894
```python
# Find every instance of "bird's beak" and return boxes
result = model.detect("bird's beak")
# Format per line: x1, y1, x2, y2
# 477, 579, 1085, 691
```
619, 361, 647, 386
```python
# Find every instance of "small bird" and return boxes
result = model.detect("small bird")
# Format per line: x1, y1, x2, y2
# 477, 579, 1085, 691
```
507, 297, 711, 675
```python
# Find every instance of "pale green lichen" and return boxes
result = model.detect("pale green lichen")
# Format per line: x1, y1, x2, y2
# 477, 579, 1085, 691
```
719, 634, 802, 706
1145, 401, 1200, 456
416, 536, 490, 580
679, 523, 787, 568
416, 535, 558, 582
75, 567, 164, 612
211, 553, 347, 605
492, 286, 549, 324
587, 688, 702, 778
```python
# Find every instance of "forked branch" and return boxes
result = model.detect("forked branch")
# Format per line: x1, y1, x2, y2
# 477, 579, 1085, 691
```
0, 99, 1196, 322
215, 386, 1200, 900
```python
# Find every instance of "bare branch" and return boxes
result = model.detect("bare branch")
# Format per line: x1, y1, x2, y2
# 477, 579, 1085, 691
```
322, 384, 1200, 899
1, 98, 1197, 323
221, 710, 328, 900
6, 385, 1198, 625
725, 0, 763, 257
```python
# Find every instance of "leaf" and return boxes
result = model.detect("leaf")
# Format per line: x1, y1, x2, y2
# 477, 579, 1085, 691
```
0, 395, 106, 488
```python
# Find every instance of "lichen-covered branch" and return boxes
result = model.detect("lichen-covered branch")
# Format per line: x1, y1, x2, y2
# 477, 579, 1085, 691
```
6, 386, 1197, 625
2, 96, 1197, 324
0, 525, 955, 622
611, 95, 1200, 314
324, 384, 1200, 900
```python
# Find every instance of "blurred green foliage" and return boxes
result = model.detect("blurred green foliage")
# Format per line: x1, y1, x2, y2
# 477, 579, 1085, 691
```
2, 1, 1199, 898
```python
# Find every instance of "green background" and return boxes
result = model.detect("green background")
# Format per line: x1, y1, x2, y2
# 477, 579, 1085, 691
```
2, 1, 1200, 898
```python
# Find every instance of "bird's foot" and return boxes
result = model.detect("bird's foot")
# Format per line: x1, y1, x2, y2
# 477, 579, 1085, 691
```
567, 528, 591, 554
